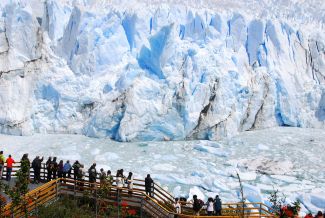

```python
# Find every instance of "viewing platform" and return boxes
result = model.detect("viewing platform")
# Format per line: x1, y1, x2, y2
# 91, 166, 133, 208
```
0, 162, 276, 218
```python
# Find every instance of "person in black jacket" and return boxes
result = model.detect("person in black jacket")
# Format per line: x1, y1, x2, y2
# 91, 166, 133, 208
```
46, 157, 52, 181
214, 195, 222, 216
72, 160, 81, 180
32, 156, 43, 184
51, 157, 58, 179
145, 174, 154, 197
192, 195, 202, 216
88, 163, 97, 188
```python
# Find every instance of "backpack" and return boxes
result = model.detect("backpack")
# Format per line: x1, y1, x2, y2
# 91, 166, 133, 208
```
198, 199, 204, 209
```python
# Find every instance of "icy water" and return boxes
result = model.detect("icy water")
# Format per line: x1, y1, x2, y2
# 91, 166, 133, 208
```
0, 127, 324, 213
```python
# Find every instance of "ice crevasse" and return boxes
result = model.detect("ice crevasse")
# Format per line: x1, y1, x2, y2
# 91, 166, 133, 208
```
0, 0, 324, 141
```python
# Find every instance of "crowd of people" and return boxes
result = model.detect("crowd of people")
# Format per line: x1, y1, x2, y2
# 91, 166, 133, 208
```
0, 151, 155, 197
173, 194, 222, 216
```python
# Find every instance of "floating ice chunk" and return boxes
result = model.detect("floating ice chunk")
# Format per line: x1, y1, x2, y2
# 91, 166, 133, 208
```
153, 163, 176, 171
213, 180, 230, 192
270, 175, 298, 183
242, 184, 263, 203
257, 144, 269, 150
189, 186, 206, 201
238, 171, 257, 181
310, 193, 325, 209
173, 185, 182, 197
193, 144, 228, 157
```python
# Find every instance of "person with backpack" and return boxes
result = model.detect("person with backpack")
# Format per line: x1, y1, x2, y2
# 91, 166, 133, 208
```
5, 155, 15, 182
78, 164, 86, 190
206, 197, 214, 216
192, 195, 203, 216
99, 168, 106, 185
57, 160, 64, 178
106, 170, 114, 186
32, 156, 43, 184
214, 195, 222, 216
46, 157, 52, 181
51, 157, 58, 179
0, 151, 6, 179
63, 160, 72, 179
145, 174, 154, 197
88, 163, 97, 188
72, 160, 81, 180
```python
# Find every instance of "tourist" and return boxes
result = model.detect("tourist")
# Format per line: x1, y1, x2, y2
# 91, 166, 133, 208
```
104, 170, 113, 194
5, 154, 15, 181
106, 170, 113, 186
99, 168, 106, 185
72, 160, 81, 180
51, 157, 58, 179
88, 163, 97, 187
206, 197, 214, 216
0, 151, 5, 179
192, 195, 203, 216
126, 172, 133, 195
32, 156, 43, 183
46, 157, 52, 181
116, 170, 124, 188
145, 174, 154, 197
21, 154, 30, 174
78, 164, 86, 190
63, 160, 72, 179
57, 160, 64, 178
214, 195, 222, 216
173, 197, 182, 215
315, 211, 323, 218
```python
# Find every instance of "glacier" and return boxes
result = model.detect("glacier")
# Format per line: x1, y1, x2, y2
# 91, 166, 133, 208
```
0, 0, 324, 141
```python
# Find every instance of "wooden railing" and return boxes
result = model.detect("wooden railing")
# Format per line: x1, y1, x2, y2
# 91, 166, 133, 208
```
0, 163, 275, 217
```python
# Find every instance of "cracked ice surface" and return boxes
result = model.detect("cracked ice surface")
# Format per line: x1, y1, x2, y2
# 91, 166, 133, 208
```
0, 0, 324, 141
0, 127, 324, 214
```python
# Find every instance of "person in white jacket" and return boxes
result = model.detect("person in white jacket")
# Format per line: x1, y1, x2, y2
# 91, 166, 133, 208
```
116, 170, 124, 188
173, 198, 182, 215
206, 197, 214, 216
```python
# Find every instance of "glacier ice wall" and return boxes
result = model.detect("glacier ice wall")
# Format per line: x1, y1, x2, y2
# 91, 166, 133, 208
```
0, 0, 324, 141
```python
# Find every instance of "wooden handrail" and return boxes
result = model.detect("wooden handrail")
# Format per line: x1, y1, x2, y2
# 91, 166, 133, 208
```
1, 178, 275, 218
1, 163, 275, 217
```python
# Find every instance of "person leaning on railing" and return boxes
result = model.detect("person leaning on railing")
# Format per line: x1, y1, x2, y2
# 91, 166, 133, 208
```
31, 156, 43, 184
88, 163, 97, 188
63, 160, 72, 179
214, 195, 222, 216
5, 154, 15, 181
45, 157, 52, 181
145, 174, 154, 197
126, 172, 133, 195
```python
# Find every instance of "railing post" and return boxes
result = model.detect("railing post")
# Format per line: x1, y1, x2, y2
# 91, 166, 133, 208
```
95, 184, 98, 218
73, 180, 76, 200
259, 203, 262, 216
140, 198, 143, 218
117, 189, 120, 218
56, 180, 59, 197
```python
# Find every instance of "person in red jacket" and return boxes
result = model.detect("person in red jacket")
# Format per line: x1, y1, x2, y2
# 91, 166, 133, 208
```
6, 155, 15, 181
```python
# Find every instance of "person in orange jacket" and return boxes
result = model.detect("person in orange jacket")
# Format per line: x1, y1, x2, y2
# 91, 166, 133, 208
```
6, 155, 15, 181
304, 213, 313, 218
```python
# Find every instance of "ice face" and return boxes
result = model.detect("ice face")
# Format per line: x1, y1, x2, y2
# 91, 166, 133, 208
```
0, 127, 324, 214
0, 0, 325, 141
